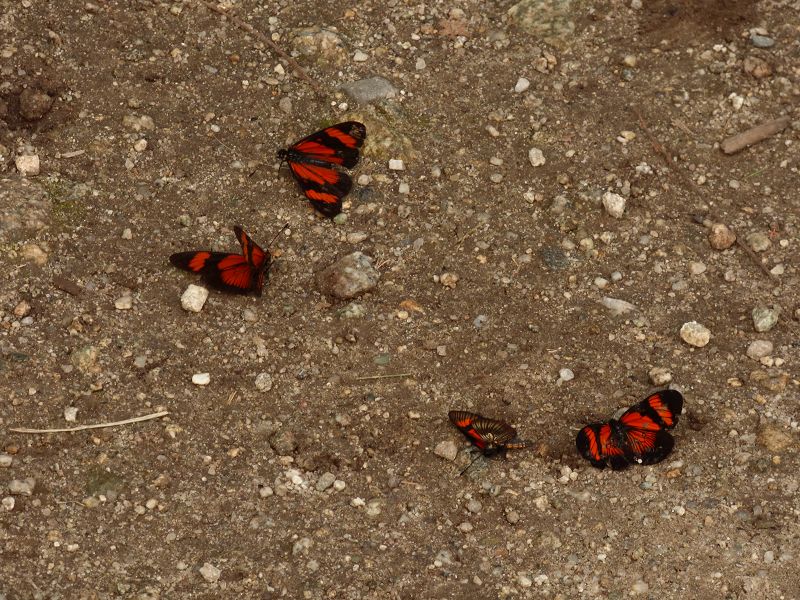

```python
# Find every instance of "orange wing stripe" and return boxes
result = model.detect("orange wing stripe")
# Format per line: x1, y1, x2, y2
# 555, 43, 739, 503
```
217, 255, 247, 270
187, 252, 211, 272
324, 127, 358, 148
305, 189, 339, 204
220, 263, 252, 290
290, 163, 341, 185
294, 140, 337, 156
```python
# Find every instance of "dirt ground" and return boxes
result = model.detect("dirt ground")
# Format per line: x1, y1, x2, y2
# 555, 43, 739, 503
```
1, 0, 799, 598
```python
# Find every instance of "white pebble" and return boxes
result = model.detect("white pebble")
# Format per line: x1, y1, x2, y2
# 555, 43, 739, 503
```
680, 321, 711, 347
199, 562, 221, 583
0, 454, 13, 468
114, 295, 133, 310
388, 159, 405, 171
558, 368, 574, 382
133, 139, 147, 152
181, 284, 209, 312
399, 182, 410, 194
648, 367, 672, 386
255, 372, 273, 391
602, 191, 626, 218
15, 154, 40, 176
415, 57, 426, 70
2, 497, 14, 511
600, 297, 637, 315
64, 406, 78, 422
514, 77, 530, 93
353, 50, 369, 62
121, 228, 133, 240
192, 373, 211, 386
528, 147, 546, 167
746, 340, 773, 360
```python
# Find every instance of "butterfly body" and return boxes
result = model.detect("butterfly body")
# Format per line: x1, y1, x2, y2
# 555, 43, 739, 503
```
448, 411, 529, 458
169, 226, 271, 296
576, 390, 684, 470
278, 121, 366, 218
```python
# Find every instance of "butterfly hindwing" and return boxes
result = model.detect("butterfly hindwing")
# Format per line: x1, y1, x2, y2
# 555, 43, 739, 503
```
279, 121, 366, 218
169, 226, 271, 296
448, 411, 529, 455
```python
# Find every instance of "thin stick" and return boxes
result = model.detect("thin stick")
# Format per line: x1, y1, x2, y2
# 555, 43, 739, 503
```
730, 227, 778, 281
196, 0, 324, 96
631, 106, 674, 166
266, 223, 291, 247
459, 452, 484, 476
354, 373, 412, 381
9, 411, 169, 434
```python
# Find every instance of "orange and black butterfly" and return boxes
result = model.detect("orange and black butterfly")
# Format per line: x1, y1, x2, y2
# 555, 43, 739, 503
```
169, 225, 277, 296
277, 121, 366, 218
449, 411, 529, 474
576, 390, 684, 471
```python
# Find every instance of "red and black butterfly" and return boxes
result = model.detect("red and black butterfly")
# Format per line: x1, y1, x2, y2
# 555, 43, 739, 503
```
576, 390, 684, 471
449, 411, 529, 474
169, 225, 280, 296
277, 121, 366, 218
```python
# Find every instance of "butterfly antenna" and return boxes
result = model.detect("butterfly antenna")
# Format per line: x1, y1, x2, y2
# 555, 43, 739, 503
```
458, 451, 484, 477
267, 223, 290, 247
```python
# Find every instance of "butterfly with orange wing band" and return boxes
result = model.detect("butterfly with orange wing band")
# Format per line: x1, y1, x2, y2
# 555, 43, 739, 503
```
169, 225, 281, 296
449, 411, 530, 475
277, 121, 366, 218
576, 390, 684, 470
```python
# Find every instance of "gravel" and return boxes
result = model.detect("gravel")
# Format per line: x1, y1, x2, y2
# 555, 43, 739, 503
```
340, 76, 398, 104
316, 252, 381, 299
434, 440, 459, 461
602, 191, 626, 218
746, 340, 773, 360
181, 284, 209, 312
752, 306, 779, 332
528, 147, 546, 167
680, 321, 711, 347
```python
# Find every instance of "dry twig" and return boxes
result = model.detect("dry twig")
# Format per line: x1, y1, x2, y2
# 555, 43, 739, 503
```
10, 411, 169, 434
355, 373, 412, 381
720, 116, 791, 155
196, 0, 324, 96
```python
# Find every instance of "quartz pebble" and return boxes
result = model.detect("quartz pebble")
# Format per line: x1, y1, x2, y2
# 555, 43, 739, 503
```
388, 159, 405, 171
746, 232, 771, 253
192, 373, 211, 386
602, 191, 626, 218
114, 295, 133, 310
181, 284, 209, 312
316, 252, 380, 299
2, 497, 14, 511
514, 77, 530, 93
199, 563, 221, 583
558, 368, 574, 383
255, 372, 273, 391
648, 367, 672, 386
0, 455, 13, 468
528, 148, 545, 167
15, 154, 40, 176
680, 321, 710, 347
64, 406, 78, 422
600, 297, 636, 315
9, 478, 36, 495
353, 50, 368, 62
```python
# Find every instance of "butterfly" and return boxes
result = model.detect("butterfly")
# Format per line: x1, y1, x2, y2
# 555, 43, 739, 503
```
277, 121, 367, 218
169, 225, 282, 296
575, 390, 684, 470
448, 411, 529, 475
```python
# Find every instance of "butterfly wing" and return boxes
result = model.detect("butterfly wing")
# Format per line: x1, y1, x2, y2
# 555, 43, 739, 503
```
233, 226, 270, 295
287, 162, 350, 218
170, 251, 254, 295
576, 423, 632, 470
471, 416, 520, 447
448, 411, 487, 450
289, 121, 366, 168
616, 390, 683, 465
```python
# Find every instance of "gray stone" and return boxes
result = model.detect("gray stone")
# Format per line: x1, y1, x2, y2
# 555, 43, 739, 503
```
9, 478, 35, 495
752, 306, 779, 332
341, 77, 398, 104
750, 34, 775, 48
316, 472, 336, 492
680, 321, 710, 347
507, 0, 575, 45
19, 87, 54, 121
269, 430, 297, 456
434, 440, 458, 462
199, 563, 220, 583
746, 340, 773, 360
316, 252, 380, 299
746, 232, 771, 253
600, 297, 637, 315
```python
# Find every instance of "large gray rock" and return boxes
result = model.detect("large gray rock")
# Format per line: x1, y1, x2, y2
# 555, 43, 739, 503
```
341, 77, 398, 104
316, 252, 380, 299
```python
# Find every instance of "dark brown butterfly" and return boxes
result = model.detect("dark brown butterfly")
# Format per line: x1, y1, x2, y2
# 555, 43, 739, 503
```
576, 390, 684, 470
448, 411, 529, 475
277, 121, 366, 218
169, 225, 284, 296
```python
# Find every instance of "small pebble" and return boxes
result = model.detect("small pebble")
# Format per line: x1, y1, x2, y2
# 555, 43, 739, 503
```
353, 50, 369, 62
514, 77, 530, 93
133, 139, 147, 152
114, 295, 133, 310
199, 563, 221, 583
13, 301, 31, 317
64, 406, 78, 422
415, 57, 426, 70
708, 223, 736, 250
466, 498, 482, 513
15, 154, 40, 176
528, 147, 545, 167
689, 261, 706, 275
750, 33, 775, 48
398, 182, 410, 194
752, 306, 779, 332
746, 340, 773, 360
558, 368, 574, 383
602, 191, 626, 218
9, 478, 36, 495
192, 373, 211, 386
254, 372, 273, 391
600, 297, 636, 315
746, 232, 771, 253
434, 440, 458, 462
0, 455, 13, 468
518, 574, 533, 588
121, 228, 133, 240
388, 159, 405, 171
316, 472, 336, 492
680, 321, 711, 347
346, 232, 368, 244
648, 367, 672, 386
181, 284, 209, 312
2, 497, 14, 511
